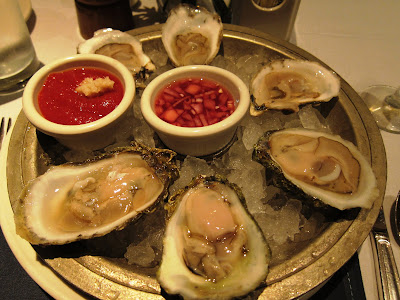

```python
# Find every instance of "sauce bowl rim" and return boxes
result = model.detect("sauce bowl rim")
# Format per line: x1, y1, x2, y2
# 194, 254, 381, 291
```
22, 54, 136, 136
141, 65, 250, 138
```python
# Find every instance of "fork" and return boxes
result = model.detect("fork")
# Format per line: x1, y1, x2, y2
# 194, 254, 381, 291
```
0, 117, 12, 150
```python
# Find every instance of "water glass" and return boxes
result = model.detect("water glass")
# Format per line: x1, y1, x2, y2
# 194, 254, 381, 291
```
231, 0, 301, 41
0, 0, 40, 92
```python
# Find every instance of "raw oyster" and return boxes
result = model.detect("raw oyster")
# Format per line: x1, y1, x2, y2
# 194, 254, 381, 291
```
161, 4, 223, 67
14, 143, 178, 245
158, 175, 270, 299
250, 59, 340, 115
77, 29, 155, 87
253, 128, 378, 210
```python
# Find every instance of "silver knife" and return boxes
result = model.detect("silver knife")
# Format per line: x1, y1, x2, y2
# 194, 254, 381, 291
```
371, 197, 400, 300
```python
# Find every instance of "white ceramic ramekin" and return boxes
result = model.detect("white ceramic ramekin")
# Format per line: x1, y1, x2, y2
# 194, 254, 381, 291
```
22, 54, 135, 150
141, 65, 250, 156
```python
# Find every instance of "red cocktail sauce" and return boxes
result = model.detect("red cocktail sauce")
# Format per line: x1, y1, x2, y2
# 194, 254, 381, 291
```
154, 78, 236, 127
38, 67, 124, 125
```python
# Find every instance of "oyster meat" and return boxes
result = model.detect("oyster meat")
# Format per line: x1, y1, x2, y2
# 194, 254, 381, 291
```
161, 4, 223, 67
77, 29, 155, 87
250, 59, 340, 115
14, 144, 178, 245
253, 128, 378, 210
158, 175, 270, 299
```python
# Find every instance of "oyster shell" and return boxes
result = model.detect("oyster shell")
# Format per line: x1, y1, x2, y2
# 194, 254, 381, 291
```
14, 143, 179, 245
161, 4, 223, 67
77, 29, 155, 87
253, 128, 378, 210
158, 175, 270, 299
250, 59, 340, 115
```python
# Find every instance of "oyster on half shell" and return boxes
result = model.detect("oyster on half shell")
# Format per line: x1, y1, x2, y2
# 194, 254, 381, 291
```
250, 59, 340, 115
78, 29, 155, 87
253, 128, 378, 210
161, 4, 223, 67
14, 143, 178, 245
158, 175, 270, 300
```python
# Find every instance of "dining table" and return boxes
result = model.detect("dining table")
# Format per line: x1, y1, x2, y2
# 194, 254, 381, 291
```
1, 0, 400, 299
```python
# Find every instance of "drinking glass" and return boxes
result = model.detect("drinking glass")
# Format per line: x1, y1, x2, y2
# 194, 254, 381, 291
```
0, 0, 40, 93
230, 0, 301, 41
74, 0, 134, 39
360, 85, 400, 134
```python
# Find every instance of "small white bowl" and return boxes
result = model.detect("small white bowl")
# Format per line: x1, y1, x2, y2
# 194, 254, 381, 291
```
141, 65, 250, 156
23, 54, 135, 150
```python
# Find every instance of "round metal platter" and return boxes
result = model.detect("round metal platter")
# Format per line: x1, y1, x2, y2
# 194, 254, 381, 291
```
6, 24, 386, 299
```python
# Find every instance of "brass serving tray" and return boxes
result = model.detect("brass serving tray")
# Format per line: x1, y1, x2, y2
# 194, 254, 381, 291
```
6, 24, 386, 299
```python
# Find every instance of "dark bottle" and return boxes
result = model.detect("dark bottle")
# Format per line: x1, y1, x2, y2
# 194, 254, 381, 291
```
75, 0, 134, 39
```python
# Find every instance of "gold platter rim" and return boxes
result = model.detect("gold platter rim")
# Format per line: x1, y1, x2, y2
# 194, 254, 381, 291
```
5, 24, 386, 299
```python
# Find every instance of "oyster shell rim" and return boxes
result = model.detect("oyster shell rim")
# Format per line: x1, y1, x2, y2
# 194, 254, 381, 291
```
161, 3, 223, 67
253, 128, 379, 210
13, 142, 179, 246
158, 175, 271, 300
77, 29, 156, 85
250, 59, 341, 115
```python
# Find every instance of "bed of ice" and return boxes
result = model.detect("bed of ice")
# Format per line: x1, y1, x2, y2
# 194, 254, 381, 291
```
117, 52, 335, 268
